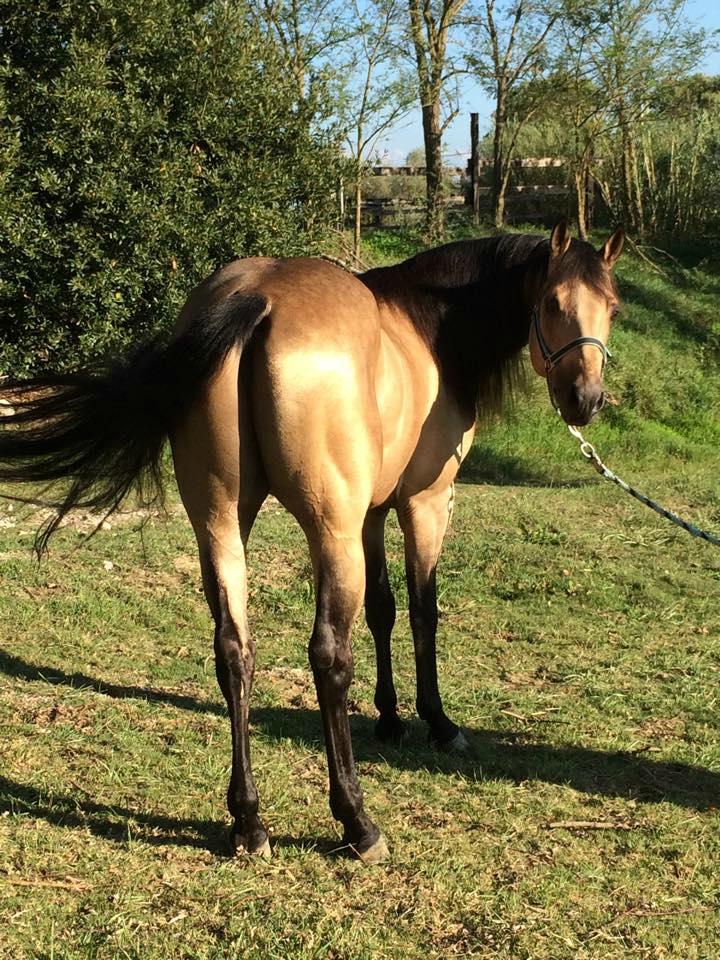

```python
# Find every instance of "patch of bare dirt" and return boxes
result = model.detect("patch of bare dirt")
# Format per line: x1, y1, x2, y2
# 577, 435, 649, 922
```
265, 666, 316, 709
635, 716, 686, 740
13, 693, 97, 732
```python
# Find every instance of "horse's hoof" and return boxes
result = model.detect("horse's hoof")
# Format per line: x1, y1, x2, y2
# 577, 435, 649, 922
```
375, 712, 406, 744
356, 834, 390, 865
446, 730, 469, 753
432, 729, 469, 753
231, 831, 272, 859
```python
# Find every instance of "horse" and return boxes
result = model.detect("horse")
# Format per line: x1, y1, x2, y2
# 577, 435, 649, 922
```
0, 219, 623, 864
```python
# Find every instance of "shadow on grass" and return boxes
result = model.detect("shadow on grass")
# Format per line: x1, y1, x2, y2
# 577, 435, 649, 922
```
256, 708, 720, 814
3, 650, 719, 825
0, 649, 225, 717
619, 276, 719, 351
0, 774, 228, 853
0, 772, 342, 858
458, 443, 593, 487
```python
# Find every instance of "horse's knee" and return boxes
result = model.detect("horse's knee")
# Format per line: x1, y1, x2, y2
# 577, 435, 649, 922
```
309, 619, 336, 672
309, 620, 353, 691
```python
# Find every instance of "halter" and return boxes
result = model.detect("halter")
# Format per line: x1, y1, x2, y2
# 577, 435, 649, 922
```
531, 305, 609, 376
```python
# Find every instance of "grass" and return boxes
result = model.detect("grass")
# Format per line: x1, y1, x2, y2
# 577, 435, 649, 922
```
0, 225, 719, 958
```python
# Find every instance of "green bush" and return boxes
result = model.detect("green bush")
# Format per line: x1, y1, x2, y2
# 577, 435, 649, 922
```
0, 0, 344, 373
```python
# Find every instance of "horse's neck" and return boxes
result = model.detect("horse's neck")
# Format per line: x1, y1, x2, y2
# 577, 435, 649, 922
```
363, 236, 549, 417
408, 237, 548, 351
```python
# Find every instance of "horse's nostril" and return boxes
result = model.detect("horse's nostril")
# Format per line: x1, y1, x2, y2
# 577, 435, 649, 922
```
570, 384, 604, 422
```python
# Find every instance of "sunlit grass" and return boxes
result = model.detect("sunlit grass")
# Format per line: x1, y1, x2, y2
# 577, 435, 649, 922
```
0, 228, 718, 958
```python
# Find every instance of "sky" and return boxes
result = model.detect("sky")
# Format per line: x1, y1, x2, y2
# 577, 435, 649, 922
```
374, 0, 720, 166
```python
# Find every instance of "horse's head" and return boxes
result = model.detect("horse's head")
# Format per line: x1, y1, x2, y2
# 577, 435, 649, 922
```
529, 220, 624, 426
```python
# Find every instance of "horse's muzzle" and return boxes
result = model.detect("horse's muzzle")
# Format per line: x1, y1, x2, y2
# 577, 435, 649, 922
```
560, 382, 605, 426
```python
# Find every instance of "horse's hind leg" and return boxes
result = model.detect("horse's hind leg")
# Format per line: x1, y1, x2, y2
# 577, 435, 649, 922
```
194, 532, 268, 856
307, 526, 389, 864
180, 490, 269, 857
363, 508, 404, 743
171, 353, 270, 856
398, 487, 467, 751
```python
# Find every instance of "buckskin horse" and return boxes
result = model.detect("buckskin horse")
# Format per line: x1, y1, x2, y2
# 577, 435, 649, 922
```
0, 220, 623, 863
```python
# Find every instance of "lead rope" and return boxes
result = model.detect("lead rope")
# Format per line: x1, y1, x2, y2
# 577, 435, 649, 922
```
565, 418, 720, 547
448, 434, 463, 524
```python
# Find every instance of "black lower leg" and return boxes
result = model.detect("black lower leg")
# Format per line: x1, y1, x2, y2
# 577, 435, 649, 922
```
409, 571, 460, 745
365, 571, 404, 742
214, 611, 268, 854
310, 620, 381, 855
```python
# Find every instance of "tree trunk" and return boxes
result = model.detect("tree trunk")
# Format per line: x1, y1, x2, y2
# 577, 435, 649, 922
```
491, 85, 507, 228
685, 116, 703, 232
496, 162, 513, 230
338, 179, 345, 231
669, 136, 678, 230
618, 100, 644, 236
628, 131, 644, 237
575, 168, 587, 240
585, 156, 595, 233
620, 129, 633, 228
353, 171, 362, 258
642, 133, 657, 233
470, 112, 480, 226
574, 149, 593, 240
422, 99, 444, 240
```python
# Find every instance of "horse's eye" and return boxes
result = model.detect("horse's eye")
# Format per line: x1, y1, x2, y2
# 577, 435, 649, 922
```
545, 294, 560, 314
610, 303, 620, 319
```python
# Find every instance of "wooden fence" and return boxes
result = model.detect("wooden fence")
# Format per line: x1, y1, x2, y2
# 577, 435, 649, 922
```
358, 163, 572, 228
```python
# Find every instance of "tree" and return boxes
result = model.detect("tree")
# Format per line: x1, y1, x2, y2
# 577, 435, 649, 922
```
342, 0, 415, 255
0, 0, 345, 373
248, 0, 353, 102
638, 74, 720, 234
565, 0, 706, 236
504, 0, 711, 237
405, 146, 427, 165
523, 28, 609, 238
406, 0, 467, 240
471, 0, 562, 228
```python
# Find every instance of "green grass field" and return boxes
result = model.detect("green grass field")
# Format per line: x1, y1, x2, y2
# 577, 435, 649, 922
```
0, 228, 718, 958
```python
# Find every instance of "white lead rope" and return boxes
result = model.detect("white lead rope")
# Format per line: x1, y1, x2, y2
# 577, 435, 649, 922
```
566, 421, 720, 547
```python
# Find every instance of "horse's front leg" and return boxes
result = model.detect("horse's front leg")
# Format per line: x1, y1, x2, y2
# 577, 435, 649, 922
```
362, 508, 404, 743
398, 487, 467, 750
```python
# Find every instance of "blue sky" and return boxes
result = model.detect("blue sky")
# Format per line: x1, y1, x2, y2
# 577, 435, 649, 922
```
376, 0, 720, 165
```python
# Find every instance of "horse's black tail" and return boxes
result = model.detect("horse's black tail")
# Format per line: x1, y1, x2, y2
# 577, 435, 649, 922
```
0, 291, 270, 552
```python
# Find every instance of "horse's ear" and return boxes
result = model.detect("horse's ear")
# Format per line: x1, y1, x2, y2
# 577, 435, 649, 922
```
599, 227, 625, 268
549, 219, 571, 259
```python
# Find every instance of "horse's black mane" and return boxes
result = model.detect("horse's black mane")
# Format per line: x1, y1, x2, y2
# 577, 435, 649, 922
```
361, 232, 613, 419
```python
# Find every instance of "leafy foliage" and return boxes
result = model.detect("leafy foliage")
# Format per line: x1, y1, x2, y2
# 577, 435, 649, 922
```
0, 0, 344, 373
